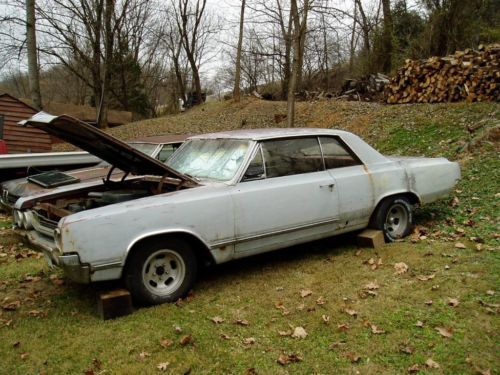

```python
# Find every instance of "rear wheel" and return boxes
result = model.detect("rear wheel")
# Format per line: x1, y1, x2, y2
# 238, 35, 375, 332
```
371, 197, 413, 242
124, 238, 197, 305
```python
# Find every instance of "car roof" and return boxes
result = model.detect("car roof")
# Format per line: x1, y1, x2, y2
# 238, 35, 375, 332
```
187, 128, 352, 141
130, 134, 191, 144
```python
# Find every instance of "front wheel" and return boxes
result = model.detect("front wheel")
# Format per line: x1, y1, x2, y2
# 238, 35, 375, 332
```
370, 197, 413, 242
124, 238, 197, 305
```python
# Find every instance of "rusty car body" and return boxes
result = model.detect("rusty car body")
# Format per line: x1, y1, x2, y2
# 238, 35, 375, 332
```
18, 112, 460, 305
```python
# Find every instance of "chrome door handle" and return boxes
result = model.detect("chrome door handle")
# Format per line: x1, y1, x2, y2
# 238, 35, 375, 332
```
319, 183, 335, 191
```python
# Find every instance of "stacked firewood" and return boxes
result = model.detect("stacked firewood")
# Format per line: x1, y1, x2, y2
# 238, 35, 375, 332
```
385, 44, 500, 104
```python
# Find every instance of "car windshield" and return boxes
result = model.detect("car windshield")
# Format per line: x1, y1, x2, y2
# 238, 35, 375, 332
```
168, 139, 250, 182
97, 142, 158, 167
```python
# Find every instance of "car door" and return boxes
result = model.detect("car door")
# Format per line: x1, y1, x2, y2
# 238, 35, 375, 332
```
320, 136, 374, 229
230, 137, 340, 256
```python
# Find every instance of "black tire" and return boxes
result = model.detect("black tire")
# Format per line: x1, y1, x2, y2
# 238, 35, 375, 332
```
124, 237, 197, 305
370, 196, 413, 242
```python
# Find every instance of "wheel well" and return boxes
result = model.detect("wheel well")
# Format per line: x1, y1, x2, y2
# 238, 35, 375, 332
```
125, 233, 215, 270
369, 192, 420, 225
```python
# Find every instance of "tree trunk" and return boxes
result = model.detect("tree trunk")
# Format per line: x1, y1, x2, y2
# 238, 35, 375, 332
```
233, 0, 246, 102
97, 0, 114, 129
381, 0, 393, 73
26, 0, 42, 110
349, 0, 358, 72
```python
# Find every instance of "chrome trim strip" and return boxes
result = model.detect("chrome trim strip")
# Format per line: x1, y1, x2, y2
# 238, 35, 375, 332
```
210, 217, 339, 249
92, 261, 122, 271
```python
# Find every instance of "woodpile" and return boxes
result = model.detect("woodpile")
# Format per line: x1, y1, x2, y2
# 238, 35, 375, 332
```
386, 44, 500, 104
338, 73, 389, 101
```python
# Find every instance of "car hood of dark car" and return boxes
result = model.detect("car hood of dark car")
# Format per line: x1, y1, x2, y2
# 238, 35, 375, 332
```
19, 112, 195, 183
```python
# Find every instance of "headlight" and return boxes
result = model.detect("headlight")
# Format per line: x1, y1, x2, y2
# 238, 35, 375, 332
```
54, 228, 62, 250
13, 210, 23, 228
23, 211, 34, 230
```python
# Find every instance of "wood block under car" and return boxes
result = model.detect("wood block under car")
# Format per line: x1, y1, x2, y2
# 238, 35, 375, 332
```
97, 289, 133, 320
356, 229, 385, 249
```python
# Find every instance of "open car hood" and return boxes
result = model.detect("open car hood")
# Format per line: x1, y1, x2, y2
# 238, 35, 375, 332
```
19, 112, 194, 183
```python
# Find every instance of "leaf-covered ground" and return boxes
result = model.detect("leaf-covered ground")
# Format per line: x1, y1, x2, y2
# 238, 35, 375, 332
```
3, 99, 499, 374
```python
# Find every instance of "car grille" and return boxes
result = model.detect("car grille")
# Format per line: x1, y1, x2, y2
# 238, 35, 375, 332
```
32, 210, 58, 238
1, 188, 18, 206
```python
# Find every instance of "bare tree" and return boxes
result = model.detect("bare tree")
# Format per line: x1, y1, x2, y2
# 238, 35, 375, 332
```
233, 0, 246, 102
287, 0, 309, 127
26, 0, 42, 109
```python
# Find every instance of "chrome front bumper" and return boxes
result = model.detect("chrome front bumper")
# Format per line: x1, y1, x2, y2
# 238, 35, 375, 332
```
24, 230, 90, 284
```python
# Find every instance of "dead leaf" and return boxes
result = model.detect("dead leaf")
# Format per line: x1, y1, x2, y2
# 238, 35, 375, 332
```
277, 352, 302, 366
344, 308, 358, 317
278, 330, 292, 336
416, 274, 435, 281
425, 358, 440, 369
220, 333, 230, 340
476, 368, 491, 375
370, 324, 385, 334
329, 341, 346, 350
160, 338, 173, 348
300, 289, 312, 298
435, 326, 453, 338
447, 297, 460, 307
486, 290, 495, 296
28, 310, 47, 317
20, 352, 29, 360
210, 316, 224, 324
394, 262, 409, 275
316, 296, 326, 305
425, 300, 433, 305
400, 346, 415, 354
415, 321, 424, 328
179, 334, 192, 346
365, 281, 380, 290
275, 286, 284, 291
157, 362, 170, 371
242, 337, 256, 345
346, 352, 361, 363
174, 326, 183, 333
235, 319, 249, 326
455, 242, 466, 249
408, 364, 420, 373
13, 341, 20, 348
296, 303, 305, 311
245, 368, 257, 375
321, 315, 330, 323
337, 323, 350, 332
291, 326, 307, 339
1, 300, 20, 311
138, 351, 150, 361
450, 196, 460, 207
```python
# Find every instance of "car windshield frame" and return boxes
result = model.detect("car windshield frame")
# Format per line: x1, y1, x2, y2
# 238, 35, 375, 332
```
97, 142, 161, 167
167, 138, 252, 182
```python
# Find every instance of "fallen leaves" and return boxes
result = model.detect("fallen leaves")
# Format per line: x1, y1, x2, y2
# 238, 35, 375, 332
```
321, 314, 330, 323
415, 321, 424, 328
277, 352, 302, 366
179, 334, 193, 346
159, 338, 173, 348
370, 324, 385, 334
138, 351, 150, 361
157, 362, 170, 371
346, 352, 361, 363
235, 319, 249, 326
364, 281, 380, 290
408, 364, 420, 373
210, 316, 224, 324
242, 337, 255, 346
455, 242, 466, 249
344, 308, 358, 317
394, 262, 409, 275
416, 274, 436, 281
337, 323, 350, 332
1, 300, 20, 311
300, 289, 312, 298
447, 297, 460, 307
291, 326, 308, 339
425, 358, 440, 369
315, 296, 326, 305
435, 326, 453, 338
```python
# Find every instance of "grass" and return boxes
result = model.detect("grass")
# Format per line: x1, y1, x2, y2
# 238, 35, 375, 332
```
1, 100, 499, 374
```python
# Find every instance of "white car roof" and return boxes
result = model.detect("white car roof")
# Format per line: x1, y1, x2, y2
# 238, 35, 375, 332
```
188, 128, 352, 141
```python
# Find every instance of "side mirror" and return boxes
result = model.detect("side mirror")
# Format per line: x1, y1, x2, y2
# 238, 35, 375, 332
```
242, 164, 265, 181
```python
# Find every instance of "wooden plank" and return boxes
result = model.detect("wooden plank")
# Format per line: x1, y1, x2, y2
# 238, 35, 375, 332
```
357, 229, 385, 249
96, 289, 134, 320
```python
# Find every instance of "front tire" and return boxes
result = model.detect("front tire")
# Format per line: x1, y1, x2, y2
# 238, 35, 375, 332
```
124, 238, 197, 305
371, 197, 413, 242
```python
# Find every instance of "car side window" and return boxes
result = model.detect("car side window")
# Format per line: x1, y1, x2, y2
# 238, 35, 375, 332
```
157, 144, 178, 163
242, 146, 265, 182
261, 137, 323, 178
319, 136, 360, 169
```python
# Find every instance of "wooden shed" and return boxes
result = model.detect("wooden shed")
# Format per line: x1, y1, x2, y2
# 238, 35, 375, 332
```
0, 93, 51, 153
